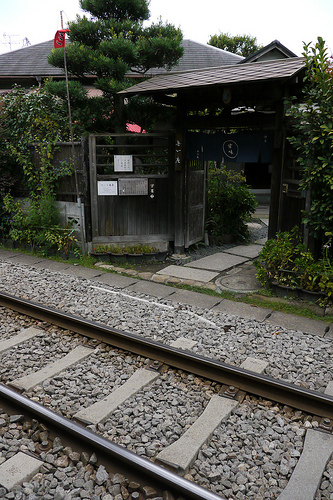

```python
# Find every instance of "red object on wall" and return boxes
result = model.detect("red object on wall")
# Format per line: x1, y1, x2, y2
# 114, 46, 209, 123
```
54, 29, 70, 49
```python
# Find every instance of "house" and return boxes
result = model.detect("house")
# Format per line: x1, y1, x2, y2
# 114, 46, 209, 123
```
0, 38, 243, 93
1, 37, 302, 252
241, 39, 298, 63
118, 56, 306, 251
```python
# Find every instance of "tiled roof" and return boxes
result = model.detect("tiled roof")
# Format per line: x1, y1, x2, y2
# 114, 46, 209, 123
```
0, 40, 65, 77
119, 57, 306, 96
144, 39, 244, 75
0, 38, 242, 79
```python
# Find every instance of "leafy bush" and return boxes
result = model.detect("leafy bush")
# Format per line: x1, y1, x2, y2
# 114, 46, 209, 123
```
255, 228, 333, 301
206, 165, 257, 242
0, 85, 73, 197
286, 38, 333, 243
3, 192, 77, 255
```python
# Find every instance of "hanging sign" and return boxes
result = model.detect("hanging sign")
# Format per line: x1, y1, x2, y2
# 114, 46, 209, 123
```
222, 140, 239, 160
174, 134, 182, 171
54, 29, 70, 49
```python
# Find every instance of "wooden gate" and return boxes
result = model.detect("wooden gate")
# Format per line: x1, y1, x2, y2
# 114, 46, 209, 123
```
89, 133, 174, 246
185, 153, 206, 248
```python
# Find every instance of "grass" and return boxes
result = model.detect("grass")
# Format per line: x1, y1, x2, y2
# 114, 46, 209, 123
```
168, 282, 333, 324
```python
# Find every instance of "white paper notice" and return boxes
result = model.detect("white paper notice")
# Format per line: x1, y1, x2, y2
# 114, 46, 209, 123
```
98, 181, 118, 196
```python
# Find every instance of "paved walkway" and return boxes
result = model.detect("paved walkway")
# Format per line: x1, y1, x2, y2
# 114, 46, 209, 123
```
0, 204, 332, 338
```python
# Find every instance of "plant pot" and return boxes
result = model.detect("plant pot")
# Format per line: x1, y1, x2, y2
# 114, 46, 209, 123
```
155, 251, 168, 262
298, 288, 327, 303
143, 251, 159, 262
109, 252, 127, 264
271, 281, 299, 298
127, 253, 143, 264
89, 252, 110, 262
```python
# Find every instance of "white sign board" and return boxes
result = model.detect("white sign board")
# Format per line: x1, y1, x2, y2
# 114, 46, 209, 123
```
114, 155, 133, 172
97, 181, 118, 196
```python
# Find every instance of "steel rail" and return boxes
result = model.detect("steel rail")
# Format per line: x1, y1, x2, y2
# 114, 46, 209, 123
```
1, 291, 333, 420
0, 383, 223, 500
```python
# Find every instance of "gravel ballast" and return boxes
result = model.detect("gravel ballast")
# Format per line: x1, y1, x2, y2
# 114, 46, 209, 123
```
0, 244, 333, 498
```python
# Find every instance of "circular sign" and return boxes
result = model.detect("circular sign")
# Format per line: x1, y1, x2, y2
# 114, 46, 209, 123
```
222, 140, 239, 159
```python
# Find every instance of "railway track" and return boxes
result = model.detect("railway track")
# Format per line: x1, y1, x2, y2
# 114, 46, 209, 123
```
0, 291, 333, 499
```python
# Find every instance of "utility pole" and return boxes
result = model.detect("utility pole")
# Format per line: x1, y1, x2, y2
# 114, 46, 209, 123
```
59, 11, 86, 256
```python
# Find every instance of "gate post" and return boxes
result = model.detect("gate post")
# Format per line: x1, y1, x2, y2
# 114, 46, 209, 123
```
174, 131, 185, 254
89, 134, 98, 239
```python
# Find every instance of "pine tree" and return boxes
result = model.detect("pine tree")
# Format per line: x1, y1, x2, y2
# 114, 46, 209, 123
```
48, 0, 183, 130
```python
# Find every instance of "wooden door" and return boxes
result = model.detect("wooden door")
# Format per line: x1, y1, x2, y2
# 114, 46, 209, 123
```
185, 154, 206, 248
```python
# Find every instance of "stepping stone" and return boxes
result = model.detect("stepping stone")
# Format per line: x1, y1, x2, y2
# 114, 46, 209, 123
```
126, 280, 174, 299
266, 311, 328, 337
157, 265, 219, 282
6, 254, 45, 265
9, 345, 92, 392
0, 250, 20, 259
223, 244, 263, 259
74, 368, 159, 425
167, 289, 221, 309
0, 327, 43, 354
33, 260, 72, 271
185, 253, 248, 272
91, 273, 138, 288
0, 452, 42, 490
155, 357, 267, 471
60, 267, 104, 279
212, 299, 271, 322
277, 429, 333, 500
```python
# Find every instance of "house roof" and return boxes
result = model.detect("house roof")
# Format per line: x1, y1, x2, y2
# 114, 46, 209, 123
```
0, 40, 65, 78
241, 40, 298, 63
144, 39, 244, 76
119, 56, 306, 97
0, 38, 243, 80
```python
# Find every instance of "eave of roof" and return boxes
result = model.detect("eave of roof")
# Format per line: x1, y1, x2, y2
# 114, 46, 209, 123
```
119, 57, 306, 97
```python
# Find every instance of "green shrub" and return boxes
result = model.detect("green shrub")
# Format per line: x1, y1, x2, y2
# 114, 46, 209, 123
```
206, 165, 257, 243
2, 192, 77, 255
255, 228, 333, 300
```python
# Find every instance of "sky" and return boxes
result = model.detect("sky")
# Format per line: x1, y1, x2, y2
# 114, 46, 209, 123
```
0, 0, 333, 56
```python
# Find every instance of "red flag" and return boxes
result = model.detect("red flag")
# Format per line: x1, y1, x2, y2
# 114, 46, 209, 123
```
54, 29, 70, 49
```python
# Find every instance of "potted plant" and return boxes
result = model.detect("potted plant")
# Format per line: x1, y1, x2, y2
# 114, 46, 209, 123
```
124, 244, 144, 263
89, 244, 110, 262
108, 244, 127, 264
140, 244, 159, 261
